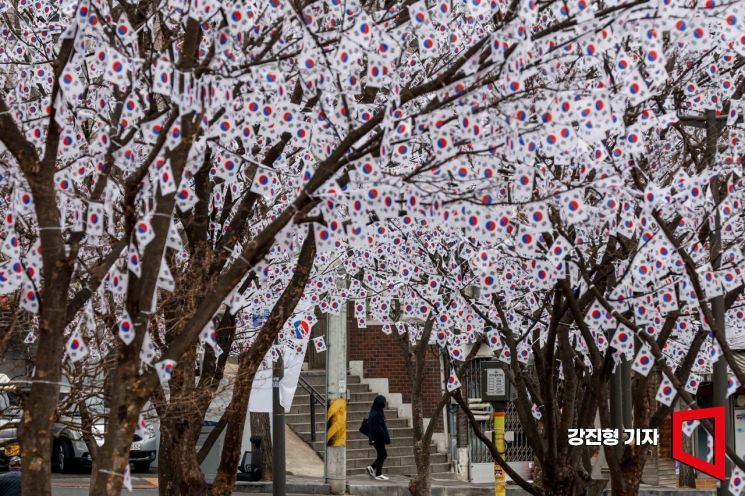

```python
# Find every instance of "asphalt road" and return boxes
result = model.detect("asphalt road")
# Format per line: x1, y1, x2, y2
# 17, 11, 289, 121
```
50, 473, 280, 496
53, 489, 160, 496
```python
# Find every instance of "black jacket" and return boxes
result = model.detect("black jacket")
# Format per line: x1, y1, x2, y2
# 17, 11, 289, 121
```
367, 395, 390, 445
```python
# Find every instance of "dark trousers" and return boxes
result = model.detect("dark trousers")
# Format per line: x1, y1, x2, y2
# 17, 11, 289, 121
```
371, 440, 387, 476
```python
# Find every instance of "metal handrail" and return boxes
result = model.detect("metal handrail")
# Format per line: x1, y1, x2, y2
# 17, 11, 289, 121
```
297, 375, 325, 442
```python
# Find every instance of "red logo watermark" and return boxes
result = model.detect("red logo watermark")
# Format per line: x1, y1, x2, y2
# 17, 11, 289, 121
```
672, 406, 725, 480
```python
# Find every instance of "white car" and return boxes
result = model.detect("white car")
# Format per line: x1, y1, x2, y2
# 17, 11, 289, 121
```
52, 409, 159, 473
0, 375, 158, 473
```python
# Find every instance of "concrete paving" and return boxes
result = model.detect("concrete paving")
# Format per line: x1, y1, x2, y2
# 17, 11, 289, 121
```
234, 474, 509, 495
285, 425, 324, 478
637, 488, 716, 496
50, 472, 720, 495
347, 474, 502, 496
235, 474, 330, 494
53, 489, 160, 496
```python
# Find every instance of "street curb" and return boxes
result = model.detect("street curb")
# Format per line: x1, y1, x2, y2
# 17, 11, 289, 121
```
234, 481, 331, 494
346, 482, 528, 496
636, 491, 717, 496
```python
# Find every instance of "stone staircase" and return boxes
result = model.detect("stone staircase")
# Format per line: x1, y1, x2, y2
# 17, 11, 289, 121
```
656, 458, 677, 487
287, 370, 455, 479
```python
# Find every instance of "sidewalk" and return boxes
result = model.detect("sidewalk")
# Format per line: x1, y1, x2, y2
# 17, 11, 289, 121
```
635, 484, 716, 496
234, 474, 521, 495
234, 475, 721, 496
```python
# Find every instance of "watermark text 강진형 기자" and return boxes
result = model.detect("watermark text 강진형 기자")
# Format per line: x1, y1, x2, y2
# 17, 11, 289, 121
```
567, 428, 659, 446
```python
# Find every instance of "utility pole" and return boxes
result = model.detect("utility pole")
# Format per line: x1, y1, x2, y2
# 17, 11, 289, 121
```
703, 109, 731, 496
621, 360, 632, 430
610, 368, 624, 457
272, 353, 286, 496
325, 302, 347, 494
712, 176, 731, 496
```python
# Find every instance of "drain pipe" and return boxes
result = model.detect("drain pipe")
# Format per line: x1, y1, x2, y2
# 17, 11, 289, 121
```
448, 403, 458, 471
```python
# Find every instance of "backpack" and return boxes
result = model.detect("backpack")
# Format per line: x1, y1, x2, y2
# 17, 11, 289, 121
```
359, 417, 369, 436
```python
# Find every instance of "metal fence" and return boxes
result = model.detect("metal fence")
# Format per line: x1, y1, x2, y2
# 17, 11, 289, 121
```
464, 358, 533, 463
504, 402, 533, 461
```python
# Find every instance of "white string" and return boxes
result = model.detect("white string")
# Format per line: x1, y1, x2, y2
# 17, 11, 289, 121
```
8, 379, 68, 386
97, 468, 144, 486
222, 245, 251, 266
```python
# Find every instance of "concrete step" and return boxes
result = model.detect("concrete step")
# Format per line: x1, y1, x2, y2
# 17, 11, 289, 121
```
301, 374, 361, 386
346, 402, 394, 413
296, 427, 413, 445
348, 462, 452, 477
297, 382, 370, 393
345, 445, 437, 459
288, 417, 410, 433
347, 453, 448, 469
349, 391, 379, 402
432, 471, 460, 481
310, 436, 416, 451
656, 458, 678, 488
293, 391, 379, 407
289, 403, 399, 416
347, 427, 413, 440
293, 384, 375, 408
291, 369, 455, 481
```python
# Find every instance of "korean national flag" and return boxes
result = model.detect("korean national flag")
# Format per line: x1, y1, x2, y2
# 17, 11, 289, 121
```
730, 467, 745, 496
313, 336, 327, 353
66, 329, 89, 363
155, 359, 177, 383
104, 50, 131, 88
446, 369, 461, 392
631, 345, 654, 376
86, 203, 105, 236
655, 376, 676, 406
118, 312, 136, 345
153, 57, 173, 96
728, 374, 741, 398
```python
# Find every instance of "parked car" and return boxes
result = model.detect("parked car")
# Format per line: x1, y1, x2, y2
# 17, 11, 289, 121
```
51, 403, 159, 473
0, 374, 158, 473
0, 378, 22, 470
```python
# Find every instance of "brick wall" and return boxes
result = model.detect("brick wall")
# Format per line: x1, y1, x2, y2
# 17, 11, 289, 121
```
347, 308, 445, 432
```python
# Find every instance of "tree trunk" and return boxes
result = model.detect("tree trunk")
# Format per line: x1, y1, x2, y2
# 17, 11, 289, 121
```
407, 331, 431, 496
176, 421, 206, 495
209, 232, 315, 496
88, 401, 141, 496
158, 416, 207, 496
408, 384, 431, 495
250, 412, 273, 481
609, 448, 646, 496
157, 429, 175, 496
679, 435, 696, 488
157, 341, 210, 496
20, 309, 68, 496
20, 208, 73, 495
88, 355, 147, 495
409, 439, 432, 496
210, 352, 255, 495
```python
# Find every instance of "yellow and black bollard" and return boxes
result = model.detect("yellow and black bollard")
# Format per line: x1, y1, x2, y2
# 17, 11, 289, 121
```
326, 398, 347, 447
494, 410, 506, 496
